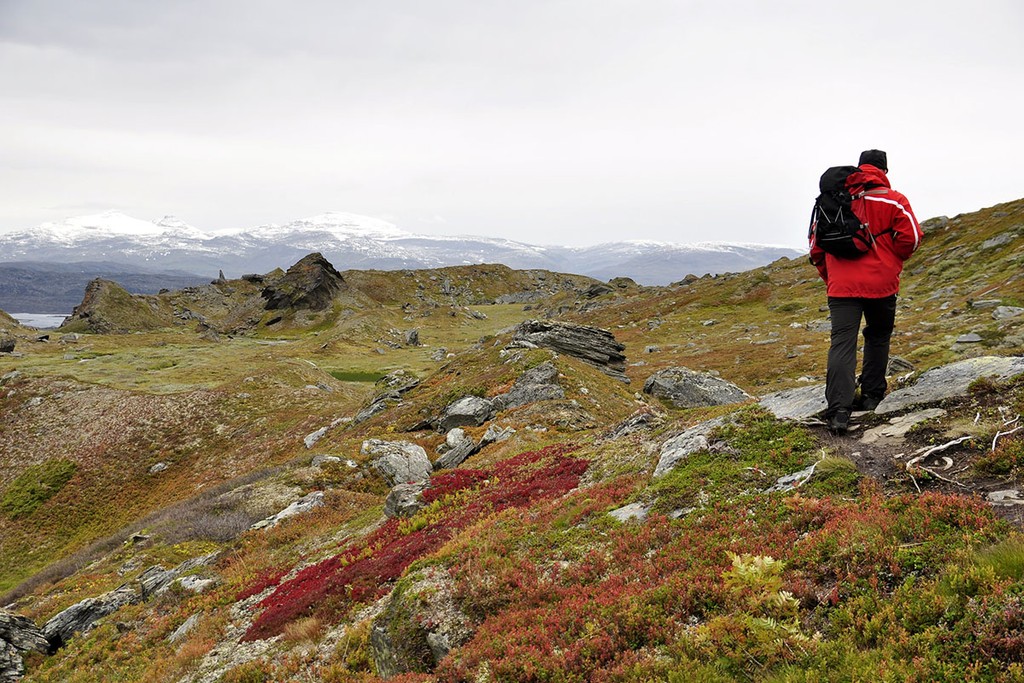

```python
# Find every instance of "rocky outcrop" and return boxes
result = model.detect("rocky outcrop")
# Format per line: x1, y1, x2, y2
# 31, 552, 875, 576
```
362, 439, 433, 486
61, 279, 171, 334
354, 370, 421, 424
250, 491, 325, 530
491, 361, 565, 411
642, 367, 751, 409
0, 337, 14, 354
371, 566, 473, 678
509, 320, 628, 383
876, 356, 1024, 415
1, 611, 51, 682
41, 553, 219, 649
261, 252, 346, 311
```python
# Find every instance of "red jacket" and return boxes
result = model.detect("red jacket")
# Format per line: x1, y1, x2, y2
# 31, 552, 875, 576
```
809, 164, 922, 298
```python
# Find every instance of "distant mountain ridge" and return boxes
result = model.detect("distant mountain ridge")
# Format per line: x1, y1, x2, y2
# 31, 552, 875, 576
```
0, 211, 803, 310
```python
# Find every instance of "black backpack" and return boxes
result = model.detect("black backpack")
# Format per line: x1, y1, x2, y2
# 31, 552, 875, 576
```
809, 166, 874, 259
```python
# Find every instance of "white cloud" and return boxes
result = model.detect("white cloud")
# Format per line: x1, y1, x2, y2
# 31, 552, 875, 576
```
1, 0, 1022, 248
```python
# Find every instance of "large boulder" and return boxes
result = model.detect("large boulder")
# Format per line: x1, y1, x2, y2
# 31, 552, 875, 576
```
438, 396, 495, 433
261, 252, 346, 311
876, 356, 1024, 415
0, 337, 14, 354
361, 439, 433, 486
643, 367, 751, 409
510, 320, 629, 383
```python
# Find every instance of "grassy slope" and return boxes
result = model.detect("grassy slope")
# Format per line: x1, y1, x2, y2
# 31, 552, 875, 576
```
1, 199, 1023, 682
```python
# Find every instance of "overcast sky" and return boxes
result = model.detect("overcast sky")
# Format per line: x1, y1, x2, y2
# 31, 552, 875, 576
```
1, 0, 1021, 248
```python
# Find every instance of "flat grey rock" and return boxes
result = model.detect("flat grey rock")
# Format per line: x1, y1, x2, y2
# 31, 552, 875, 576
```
876, 356, 1024, 415
608, 502, 651, 523
860, 408, 947, 444
758, 384, 826, 420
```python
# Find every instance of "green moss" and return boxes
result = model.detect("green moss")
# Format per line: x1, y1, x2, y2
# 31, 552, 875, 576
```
1, 459, 77, 519
801, 456, 861, 497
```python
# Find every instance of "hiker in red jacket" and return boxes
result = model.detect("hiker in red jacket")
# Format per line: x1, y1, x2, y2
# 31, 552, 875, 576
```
809, 149, 923, 433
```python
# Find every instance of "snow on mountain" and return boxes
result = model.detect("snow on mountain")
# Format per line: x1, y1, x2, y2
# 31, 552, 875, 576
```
0, 211, 804, 287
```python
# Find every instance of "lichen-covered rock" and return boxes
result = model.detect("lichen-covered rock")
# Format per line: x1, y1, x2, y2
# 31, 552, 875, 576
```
510, 319, 629, 383
643, 367, 751, 409
433, 431, 478, 471
1, 610, 50, 682
362, 439, 433, 486
261, 252, 346, 311
654, 417, 728, 477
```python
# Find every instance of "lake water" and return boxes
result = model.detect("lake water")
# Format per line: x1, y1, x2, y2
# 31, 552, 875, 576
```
9, 313, 70, 330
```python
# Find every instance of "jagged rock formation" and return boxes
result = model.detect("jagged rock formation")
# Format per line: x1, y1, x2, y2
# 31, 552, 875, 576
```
41, 554, 219, 649
642, 366, 752, 409
0, 611, 51, 683
260, 252, 346, 311
509, 319, 628, 383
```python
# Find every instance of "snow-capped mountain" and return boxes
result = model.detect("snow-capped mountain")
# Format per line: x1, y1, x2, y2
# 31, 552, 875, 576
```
0, 211, 803, 288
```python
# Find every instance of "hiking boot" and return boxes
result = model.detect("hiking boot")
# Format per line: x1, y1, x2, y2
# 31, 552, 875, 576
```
853, 394, 882, 412
859, 395, 881, 411
827, 409, 850, 434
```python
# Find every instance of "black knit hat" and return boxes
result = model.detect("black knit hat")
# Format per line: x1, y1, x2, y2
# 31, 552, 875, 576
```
859, 149, 888, 171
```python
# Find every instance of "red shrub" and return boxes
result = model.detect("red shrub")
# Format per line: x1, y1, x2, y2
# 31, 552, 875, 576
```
242, 444, 585, 641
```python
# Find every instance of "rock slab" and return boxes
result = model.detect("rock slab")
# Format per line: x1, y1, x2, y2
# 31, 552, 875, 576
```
876, 356, 1024, 415
758, 384, 827, 420
643, 366, 751, 409
510, 319, 629, 383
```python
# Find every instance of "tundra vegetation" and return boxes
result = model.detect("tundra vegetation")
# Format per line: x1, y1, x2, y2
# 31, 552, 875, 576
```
0, 199, 1022, 681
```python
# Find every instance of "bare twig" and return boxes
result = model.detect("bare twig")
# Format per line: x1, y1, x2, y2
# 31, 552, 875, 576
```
906, 436, 973, 470
916, 466, 970, 489
993, 425, 1024, 452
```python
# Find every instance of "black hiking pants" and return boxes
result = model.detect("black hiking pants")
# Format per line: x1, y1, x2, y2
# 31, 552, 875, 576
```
826, 295, 897, 416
